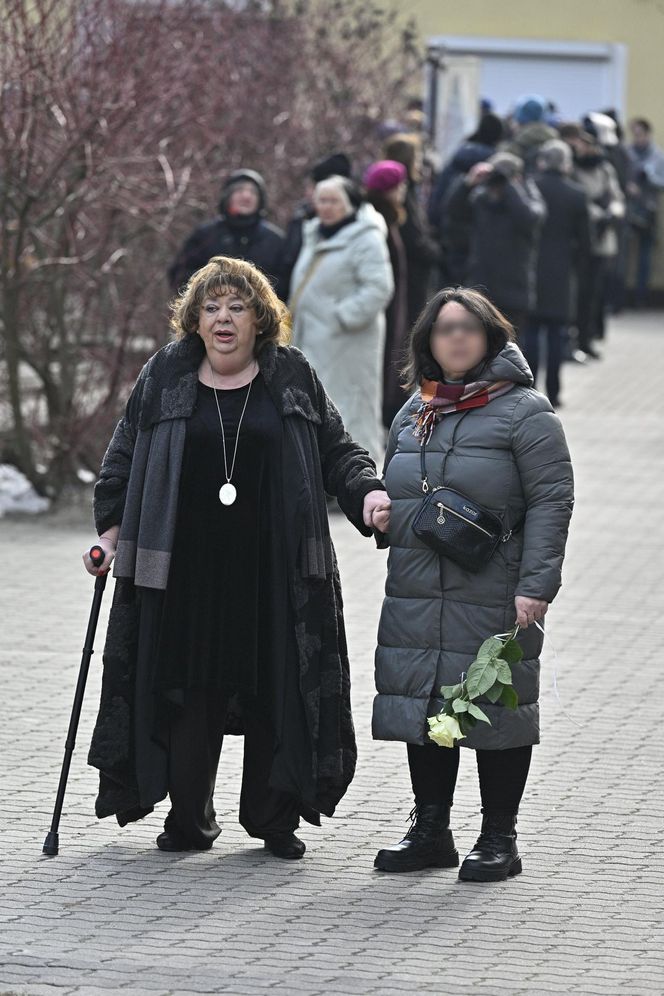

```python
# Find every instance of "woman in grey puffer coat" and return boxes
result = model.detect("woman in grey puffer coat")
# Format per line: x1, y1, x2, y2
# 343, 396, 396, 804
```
370, 287, 573, 882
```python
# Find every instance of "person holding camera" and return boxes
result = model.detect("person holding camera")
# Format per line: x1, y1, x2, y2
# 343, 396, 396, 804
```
445, 153, 546, 336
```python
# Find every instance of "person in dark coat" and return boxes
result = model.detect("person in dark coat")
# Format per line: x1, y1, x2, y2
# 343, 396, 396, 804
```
282, 152, 352, 300
446, 152, 547, 335
565, 129, 625, 358
626, 117, 664, 307
428, 112, 504, 232
84, 256, 390, 860
371, 287, 573, 882
383, 134, 442, 327
364, 159, 411, 429
429, 114, 505, 286
168, 169, 288, 299
524, 140, 591, 406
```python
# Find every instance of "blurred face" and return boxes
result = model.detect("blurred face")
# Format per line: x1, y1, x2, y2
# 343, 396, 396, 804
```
385, 181, 407, 208
631, 123, 650, 149
227, 182, 260, 215
315, 186, 351, 225
429, 301, 488, 380
198, 291, 259, 369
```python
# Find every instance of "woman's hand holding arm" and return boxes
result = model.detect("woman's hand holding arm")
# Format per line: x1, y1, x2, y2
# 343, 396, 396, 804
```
363, 491, 391, 532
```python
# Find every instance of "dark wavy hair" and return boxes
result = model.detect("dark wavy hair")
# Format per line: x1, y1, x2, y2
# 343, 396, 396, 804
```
401, 287, 516, 391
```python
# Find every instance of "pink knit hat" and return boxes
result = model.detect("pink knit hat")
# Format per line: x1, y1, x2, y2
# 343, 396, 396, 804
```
363, 159, 408, 192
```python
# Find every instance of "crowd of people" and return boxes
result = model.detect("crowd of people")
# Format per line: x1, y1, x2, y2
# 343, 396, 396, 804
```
168, 93, 664, 452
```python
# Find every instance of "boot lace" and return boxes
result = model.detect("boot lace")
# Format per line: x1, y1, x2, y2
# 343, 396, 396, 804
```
475, 828, 515, 856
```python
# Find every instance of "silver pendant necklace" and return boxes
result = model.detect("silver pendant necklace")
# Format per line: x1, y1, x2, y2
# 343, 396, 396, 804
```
208, 359, 255, 506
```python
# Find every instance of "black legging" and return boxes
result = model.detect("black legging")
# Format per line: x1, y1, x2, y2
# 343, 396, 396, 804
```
407, 742, 532, 815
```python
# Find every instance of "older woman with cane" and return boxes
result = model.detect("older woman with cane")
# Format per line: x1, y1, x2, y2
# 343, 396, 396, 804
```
83, 256, 389, 859
371, 287, 573, 881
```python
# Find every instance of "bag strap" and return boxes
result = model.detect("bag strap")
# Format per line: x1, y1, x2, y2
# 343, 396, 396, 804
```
289, 252, 324, 315
419, 408, 472, 493
419, 440, 429, 492
418, 410, 526, 542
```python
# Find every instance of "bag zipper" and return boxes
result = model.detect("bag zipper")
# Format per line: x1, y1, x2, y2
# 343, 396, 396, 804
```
435, 499, 495, 538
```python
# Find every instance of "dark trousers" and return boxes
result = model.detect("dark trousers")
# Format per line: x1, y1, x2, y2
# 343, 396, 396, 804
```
407, 742, 532, 815
523, 318, 565, 404
163, 688, 300, 847
577, 255, 607, 350
633, 227, 655, 307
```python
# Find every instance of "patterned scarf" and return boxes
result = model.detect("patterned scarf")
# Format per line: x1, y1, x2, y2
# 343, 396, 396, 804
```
413, 377, 515, 443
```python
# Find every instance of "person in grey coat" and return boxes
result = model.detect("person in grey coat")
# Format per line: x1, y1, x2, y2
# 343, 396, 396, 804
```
371, 287, 574, 882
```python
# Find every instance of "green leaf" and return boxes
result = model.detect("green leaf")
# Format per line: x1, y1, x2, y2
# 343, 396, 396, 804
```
495, 659, 513, 684
458, 713, 474, 735
485, 681, 503, 704
475, 637, 504, 662
440, 683, 463, 699
466, 660, 498, 698
442, 701, 455, 716
499, 684, 519, 710
452, 697, 469, 713
499, 639, 523, 665
467, 702, 491, 724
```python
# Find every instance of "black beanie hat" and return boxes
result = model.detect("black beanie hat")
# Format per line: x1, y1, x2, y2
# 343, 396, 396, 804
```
310, 152, 352, 184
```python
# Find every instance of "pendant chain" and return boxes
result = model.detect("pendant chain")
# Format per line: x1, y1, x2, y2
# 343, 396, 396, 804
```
208, 360, 255, 485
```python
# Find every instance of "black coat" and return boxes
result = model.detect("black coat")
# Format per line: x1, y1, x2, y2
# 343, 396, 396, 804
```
447, 176, 546, 314
168, 216, 288, 300
533, 171, 592, 322
281, 202, 315, 300
87, 337, 383, 827
400, 184, 441, 328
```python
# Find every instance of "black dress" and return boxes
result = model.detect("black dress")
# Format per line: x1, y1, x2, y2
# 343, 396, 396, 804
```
133, 372, 316, 827
155, 373, 286, 697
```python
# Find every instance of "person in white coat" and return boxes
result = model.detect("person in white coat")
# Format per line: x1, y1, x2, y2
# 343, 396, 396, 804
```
289, 175, 394, 463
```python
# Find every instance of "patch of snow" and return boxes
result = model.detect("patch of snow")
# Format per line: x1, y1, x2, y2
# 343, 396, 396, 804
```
0, 464, 50, 517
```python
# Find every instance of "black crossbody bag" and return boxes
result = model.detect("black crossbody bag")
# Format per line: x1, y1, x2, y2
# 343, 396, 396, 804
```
411, 436, 523, 573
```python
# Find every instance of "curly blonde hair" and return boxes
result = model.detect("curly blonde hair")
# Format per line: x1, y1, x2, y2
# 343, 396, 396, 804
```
169, 256, 291, 351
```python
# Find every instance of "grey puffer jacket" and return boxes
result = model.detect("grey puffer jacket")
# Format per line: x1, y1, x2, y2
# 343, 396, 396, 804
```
372, 343, 574, 750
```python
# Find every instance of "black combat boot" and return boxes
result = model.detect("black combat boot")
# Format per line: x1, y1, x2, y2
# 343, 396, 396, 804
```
374, 804, 458, 873
458, 810, 522, 882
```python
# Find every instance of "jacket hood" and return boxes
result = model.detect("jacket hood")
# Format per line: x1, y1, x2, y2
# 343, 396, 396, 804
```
513, 122, 558, 150
218, 169, 268, 216
471, 341, 534, 387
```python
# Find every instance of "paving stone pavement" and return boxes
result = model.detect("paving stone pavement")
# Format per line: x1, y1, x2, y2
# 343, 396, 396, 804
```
1, 311, 663, 996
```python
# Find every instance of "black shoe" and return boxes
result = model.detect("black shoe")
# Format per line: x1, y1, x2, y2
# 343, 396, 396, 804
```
156, 830, 214, 852
458, 811, 522, 882
264, 832, 306, 860
581, 344, 602, 360
374, 804, 458, 873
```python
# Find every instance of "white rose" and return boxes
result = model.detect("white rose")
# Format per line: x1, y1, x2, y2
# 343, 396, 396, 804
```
427, 713, 466, 748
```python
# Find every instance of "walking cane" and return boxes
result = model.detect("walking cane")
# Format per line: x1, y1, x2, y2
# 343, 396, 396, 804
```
42, 545, 108, 856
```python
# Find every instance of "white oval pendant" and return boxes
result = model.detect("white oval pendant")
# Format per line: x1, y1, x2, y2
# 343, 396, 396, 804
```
219, 482, 237, 506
